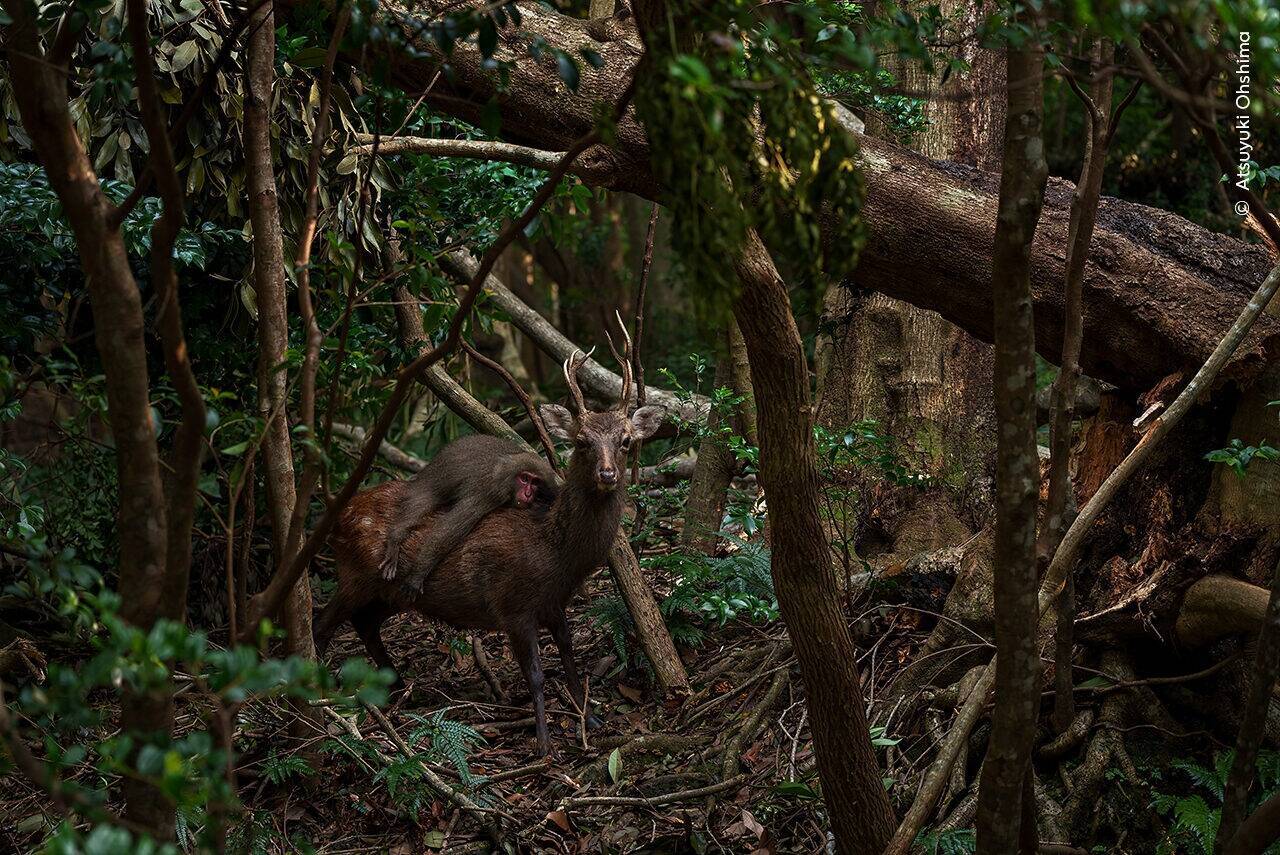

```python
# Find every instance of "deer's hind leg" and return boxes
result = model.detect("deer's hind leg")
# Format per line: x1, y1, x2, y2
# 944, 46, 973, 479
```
313, 595, 351, 655
350, 601, 401, 688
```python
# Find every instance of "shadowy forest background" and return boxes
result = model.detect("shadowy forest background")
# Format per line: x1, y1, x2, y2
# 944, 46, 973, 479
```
1, 0, 1279, 852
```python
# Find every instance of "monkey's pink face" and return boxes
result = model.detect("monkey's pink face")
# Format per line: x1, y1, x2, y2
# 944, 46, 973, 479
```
514, 471, 541, 506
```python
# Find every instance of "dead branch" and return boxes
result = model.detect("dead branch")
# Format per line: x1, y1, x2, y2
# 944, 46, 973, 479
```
560, 774, 748, 809
439, 248, 705, 423
462, 340, 559, 470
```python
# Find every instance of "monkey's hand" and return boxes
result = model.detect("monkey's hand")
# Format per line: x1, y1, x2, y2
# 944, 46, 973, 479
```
379, 546, 400, 582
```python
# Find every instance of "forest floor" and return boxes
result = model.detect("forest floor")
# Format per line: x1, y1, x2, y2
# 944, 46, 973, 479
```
0, 519, 1243, 854
0, 565, 924, 855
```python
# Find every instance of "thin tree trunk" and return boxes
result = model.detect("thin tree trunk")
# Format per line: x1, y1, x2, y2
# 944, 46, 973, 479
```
1043, 39, 1116, 735
975, 26, 1049, 855
243, 0, 309, 660
682, 336, 735, 554
1226, 781, 1280, 855
727, 320, 757, 448
731, 230, 896, 855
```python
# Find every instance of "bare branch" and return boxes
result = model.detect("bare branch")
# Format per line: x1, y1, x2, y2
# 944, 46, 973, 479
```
462, 340, 560, 470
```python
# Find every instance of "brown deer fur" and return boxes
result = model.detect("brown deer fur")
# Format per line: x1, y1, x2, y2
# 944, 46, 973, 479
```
314, 344, 663, 754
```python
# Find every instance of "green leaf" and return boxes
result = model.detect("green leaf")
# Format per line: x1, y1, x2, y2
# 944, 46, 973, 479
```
607, 747, 622, 783
291, 46, 329, 69
335, 153, 360, 175
170, 40, 199, 73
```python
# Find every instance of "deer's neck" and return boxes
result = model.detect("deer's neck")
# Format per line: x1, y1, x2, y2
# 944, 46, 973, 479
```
544, 459, 625, 576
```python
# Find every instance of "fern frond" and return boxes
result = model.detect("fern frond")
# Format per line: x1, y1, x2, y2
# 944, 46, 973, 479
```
1173, 794, 1218, 854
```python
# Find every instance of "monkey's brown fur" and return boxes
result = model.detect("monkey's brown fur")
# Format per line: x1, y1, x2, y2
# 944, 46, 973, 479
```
380, 434, 557, 593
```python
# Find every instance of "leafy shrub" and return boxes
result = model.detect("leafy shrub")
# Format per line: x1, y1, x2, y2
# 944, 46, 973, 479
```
589, 542, 777, 668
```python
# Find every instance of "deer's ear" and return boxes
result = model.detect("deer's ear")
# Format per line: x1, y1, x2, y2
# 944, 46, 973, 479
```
630, 405, 665, 440
539, 404, 576, 440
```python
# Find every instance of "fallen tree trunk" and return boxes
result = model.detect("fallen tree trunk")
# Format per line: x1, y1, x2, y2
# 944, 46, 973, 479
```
331, 0, 1279, 392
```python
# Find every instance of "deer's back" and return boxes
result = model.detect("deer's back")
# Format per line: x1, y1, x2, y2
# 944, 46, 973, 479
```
332, 481, 567, 633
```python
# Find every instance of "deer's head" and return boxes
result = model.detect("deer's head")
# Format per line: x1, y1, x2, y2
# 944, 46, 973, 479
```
541, 317, 664, 492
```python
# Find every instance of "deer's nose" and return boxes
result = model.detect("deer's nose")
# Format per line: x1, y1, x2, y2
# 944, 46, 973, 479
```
598, 468, 618, 485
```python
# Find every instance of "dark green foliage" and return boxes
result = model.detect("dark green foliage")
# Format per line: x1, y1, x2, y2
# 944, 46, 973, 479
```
589, 542, 778, 667
0, 164, 239, 356
261, 748, 316, 785
3, 528, 391, 853
915, 828, 976, 855
370, 711, 485, 820
634, 0, 869, 318
404, 709, 485, 787
1151, 751, 1280, 855
1205, 438, 1280, 477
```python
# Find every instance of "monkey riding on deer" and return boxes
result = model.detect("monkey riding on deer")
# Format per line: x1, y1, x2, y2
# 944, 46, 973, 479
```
314, 320, 664, 755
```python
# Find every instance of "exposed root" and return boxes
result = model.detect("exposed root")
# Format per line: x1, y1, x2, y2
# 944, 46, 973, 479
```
1038, 709, 1095, 761
1176, 574, 1268, 649
1061, 652, 1140, 839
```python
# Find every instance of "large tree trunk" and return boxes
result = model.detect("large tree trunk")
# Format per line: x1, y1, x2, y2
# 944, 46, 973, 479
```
732, 232, 896, 855
2, 3, 178, 836
326, 0, 1279, 392
814, 0, 1001, 586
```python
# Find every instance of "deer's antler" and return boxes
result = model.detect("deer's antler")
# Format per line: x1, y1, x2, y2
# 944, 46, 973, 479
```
562, 346, 594, 415
604, 309, 633, 413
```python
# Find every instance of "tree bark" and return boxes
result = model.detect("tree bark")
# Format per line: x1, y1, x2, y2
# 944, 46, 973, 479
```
1043, 39, 1116, 735
975, 30, 1048, 855
325, 0, 1279, 392
2, 3, 183, 836
681, 334, 736, 554
242, 0, 313, 660
731, 231, 896, 855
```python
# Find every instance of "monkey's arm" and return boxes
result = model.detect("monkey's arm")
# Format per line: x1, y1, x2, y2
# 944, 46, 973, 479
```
379, 486, 443, 582
398, 492, 499, 592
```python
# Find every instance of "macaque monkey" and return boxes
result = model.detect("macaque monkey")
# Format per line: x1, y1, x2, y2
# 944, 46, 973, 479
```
380, 434, 558, 592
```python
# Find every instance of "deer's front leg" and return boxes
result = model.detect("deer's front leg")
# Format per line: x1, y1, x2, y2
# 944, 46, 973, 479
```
551, 613, 603, 731
510, 626, 551, 756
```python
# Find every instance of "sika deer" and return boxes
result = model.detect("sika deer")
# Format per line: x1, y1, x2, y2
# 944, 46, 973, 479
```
314, 337, 663, 755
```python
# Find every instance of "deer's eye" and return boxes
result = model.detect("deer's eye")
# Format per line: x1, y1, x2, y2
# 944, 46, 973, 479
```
619, 436, 632, 451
